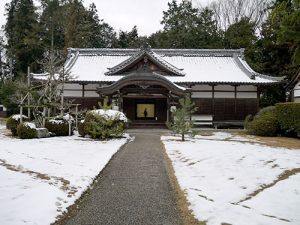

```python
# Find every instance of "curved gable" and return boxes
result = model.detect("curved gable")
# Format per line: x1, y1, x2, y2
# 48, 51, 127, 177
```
105, 45, 185, 76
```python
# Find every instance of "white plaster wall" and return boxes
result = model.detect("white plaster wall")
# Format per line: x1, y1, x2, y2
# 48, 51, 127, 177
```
293, 81, 300, 100
84, 91, 99, 97
214, 92, 235, 98
237, 85, 257, 92
192, 92, 213, 98
236, 92, 257, 99
0, 105, 7, 111
85, 84, 99, 90
63, 90, 82, 97
214, 85, 235, 91
192, 85, 212, 91
294, 89, 300, 97
64, 83, 82, 90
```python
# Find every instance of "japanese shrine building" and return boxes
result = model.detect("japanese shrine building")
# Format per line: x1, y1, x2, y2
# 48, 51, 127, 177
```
58, 45, 283, 127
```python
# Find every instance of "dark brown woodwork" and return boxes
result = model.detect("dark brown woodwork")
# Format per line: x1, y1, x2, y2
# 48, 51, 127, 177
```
97, 72, 188, 96
193, 98, 258, 121
123, 97, 167, 123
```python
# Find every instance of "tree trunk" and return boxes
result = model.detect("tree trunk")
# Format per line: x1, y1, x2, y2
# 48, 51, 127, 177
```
181, 133, 185, 141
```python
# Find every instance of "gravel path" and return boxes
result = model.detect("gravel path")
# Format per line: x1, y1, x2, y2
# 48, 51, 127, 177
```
63, 129, 181, 225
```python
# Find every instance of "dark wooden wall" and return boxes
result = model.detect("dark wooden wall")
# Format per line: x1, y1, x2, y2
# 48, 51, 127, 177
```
65, 97, 102, 110
193, 98, 258, 121
123, 98, 167, 122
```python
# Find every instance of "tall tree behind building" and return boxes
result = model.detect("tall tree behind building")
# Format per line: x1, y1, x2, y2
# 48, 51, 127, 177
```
64, 0, 117, 49
5, 0, 43, 77
271, 0, 300, 68
39, 0, 65, 50
117, 26, 145, 48
149, 0, 222, 48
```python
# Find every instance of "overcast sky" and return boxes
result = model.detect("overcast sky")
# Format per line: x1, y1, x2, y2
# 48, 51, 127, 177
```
0, 0, 211, 36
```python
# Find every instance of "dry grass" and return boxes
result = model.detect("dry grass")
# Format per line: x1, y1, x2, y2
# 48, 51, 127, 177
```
195, 129, 300, 150
227, 130, 300, 150
253, 136, 300, 150
162, 143, 206, 225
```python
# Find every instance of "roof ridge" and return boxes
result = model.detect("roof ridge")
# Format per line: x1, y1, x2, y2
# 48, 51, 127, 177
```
67, 48, 244, 57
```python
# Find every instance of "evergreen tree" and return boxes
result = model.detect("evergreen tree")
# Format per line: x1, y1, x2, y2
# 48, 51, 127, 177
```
64, 0, 89, 48
271, 0, 300, 67
83, 3, 117, 48
224, 17, 257, 49
152, 0, 222, 48
39, 0, 65, 50
224, 17, 259, 70
167, 96, 197, 141
5, 0, 43, 77
117, 26, 143, 48
64, 0, 117, 49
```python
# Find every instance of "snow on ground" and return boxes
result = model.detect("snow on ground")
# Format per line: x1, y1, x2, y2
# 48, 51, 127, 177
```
162, 132, 300, 225
0, 125, 129, 225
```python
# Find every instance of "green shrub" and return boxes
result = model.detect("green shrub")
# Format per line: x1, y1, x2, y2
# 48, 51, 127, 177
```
78, 120, 85, 137
246, 107, 279, 137
244, 114, 253, 130
45, 119, 71, 136
17, 122, 37, 139
275, 102, 300, 136
6, 115, 28, 136
255, 106, 276, 118
82, 109, 127, 139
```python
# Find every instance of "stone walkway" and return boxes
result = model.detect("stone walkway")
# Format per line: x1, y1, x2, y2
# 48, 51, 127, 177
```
63, 129, 181, 225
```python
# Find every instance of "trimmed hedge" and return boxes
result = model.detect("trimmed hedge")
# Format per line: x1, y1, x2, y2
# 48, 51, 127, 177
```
80, 110, 126, 139
6, 115, 28, 136
17, 123, 37, 139
45, 119, 71, 136
275, 102, 300, 136
246, 107, 279, 137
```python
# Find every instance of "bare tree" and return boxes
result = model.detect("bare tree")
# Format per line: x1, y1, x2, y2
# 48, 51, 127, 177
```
196, 0, 272, 31
31, 48, 73, 126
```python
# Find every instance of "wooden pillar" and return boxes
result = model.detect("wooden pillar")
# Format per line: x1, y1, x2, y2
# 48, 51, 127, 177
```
20, 105, 23, 124
75, 104, 78, 128
82, 84, 85, 108
167, 93, 170, 123
42, 107, 46, 127
256, 85, 260, 112
27, 67, 31, 120
234, 85, 238, 118
212, 85, 215, 116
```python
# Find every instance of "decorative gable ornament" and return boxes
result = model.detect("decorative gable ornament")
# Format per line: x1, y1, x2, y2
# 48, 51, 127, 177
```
105, 43, 185, 76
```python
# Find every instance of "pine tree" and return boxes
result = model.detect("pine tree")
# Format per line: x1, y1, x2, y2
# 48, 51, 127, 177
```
39, 0, 65, 50
64, 0, 88, 48
167, 96, 197, 141
85, 3, 117, 48
153, 0, 222, 48
117, 26, 142, 48
5, 0, 43, 77
271, 0, 300, 66
64, 0, 117, 49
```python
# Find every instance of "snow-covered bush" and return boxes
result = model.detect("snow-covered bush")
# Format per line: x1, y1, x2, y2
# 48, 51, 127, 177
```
6, 114, 28, 136
45, 114, 74, 136
17, 122, 37, 139
246, 107, 279, 136
80, 109, 127, 139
